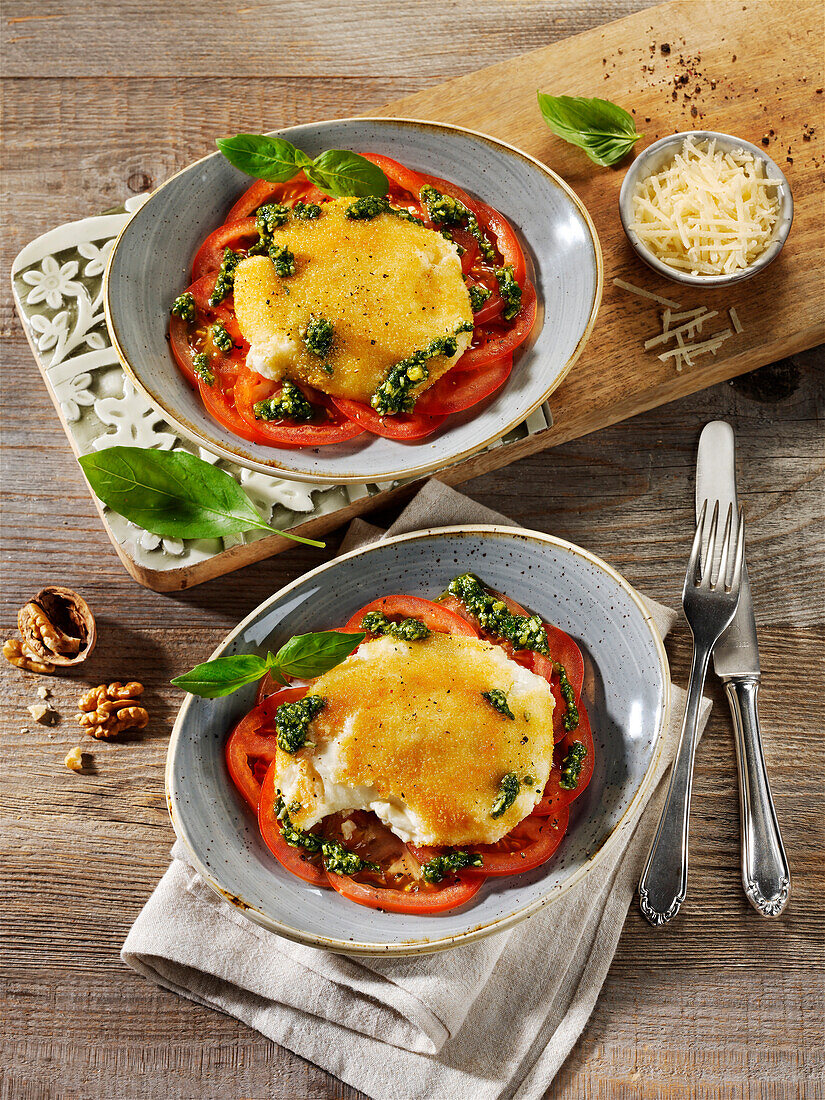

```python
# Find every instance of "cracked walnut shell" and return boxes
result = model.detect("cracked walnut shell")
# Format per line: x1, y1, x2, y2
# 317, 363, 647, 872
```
76, 681, 148, 740
18, 587, 96, 667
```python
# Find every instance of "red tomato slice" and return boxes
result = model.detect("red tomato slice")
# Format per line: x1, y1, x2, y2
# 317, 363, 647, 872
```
224, 176, 328, 222
258, 761, 329, 887
415, 354, 512, 415
225, 686, 307, 811
344, 595, 479, 637
457, 280, 537, 370
536, 699, 595, 811
362, 153, 428, 200
198, 372, 265, 444
234, 370, 365, 447
463, 805, 569, 875
465, 275, 505, 327
330, 397, 445, 440
326, 867, 483, 913
192, 218, 259, 281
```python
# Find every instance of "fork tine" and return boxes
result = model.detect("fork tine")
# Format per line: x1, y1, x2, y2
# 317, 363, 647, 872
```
685, 500, 707, 594
728, 508, 746, 594
702, 500, 720, 585
714, 503, 734, 589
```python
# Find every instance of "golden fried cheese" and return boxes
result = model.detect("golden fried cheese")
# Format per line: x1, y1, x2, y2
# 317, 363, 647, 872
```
274, 633, 556, 847
232, 198, 473, 403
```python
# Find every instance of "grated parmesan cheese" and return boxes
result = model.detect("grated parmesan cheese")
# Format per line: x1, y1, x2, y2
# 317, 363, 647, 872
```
612, 277, 682, 309
630, 137, 781, 276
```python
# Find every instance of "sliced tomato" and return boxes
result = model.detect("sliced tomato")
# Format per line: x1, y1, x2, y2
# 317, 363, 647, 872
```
344, 595, 479, 637
330, 397, 445, 440
416, 354, 512, 415
225, 686, 307, 811
363, 153, 428, 201
471, 197, 528, 285
326, 868, 483, 912
224, 175, 328, 222
538, 699, 595, 810
258, 761, 329, 887
234, 370, 365, 447
465, 275, 505, 327
457, 280, 537, 370
463, 805, 569, 875
192, 218, 259, 281
198, 372, 265, 444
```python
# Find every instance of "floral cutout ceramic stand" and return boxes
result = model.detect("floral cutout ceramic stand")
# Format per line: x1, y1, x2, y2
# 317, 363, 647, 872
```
11, 195, 552, 590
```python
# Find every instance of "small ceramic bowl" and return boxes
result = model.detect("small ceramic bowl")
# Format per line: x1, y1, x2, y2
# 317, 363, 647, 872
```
618, 130, 793, 288
166, 526, 671, 955
105, 117, 602, 484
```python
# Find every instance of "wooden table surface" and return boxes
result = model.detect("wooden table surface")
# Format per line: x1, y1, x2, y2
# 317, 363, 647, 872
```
2, 2, 823, 1097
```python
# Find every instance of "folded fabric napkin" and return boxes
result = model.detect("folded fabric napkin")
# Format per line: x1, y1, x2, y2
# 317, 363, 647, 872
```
123, 480, 710, 1100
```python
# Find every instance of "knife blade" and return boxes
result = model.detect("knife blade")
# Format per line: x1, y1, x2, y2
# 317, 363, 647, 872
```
695, 420, 790, 917
695, 421, 760, 677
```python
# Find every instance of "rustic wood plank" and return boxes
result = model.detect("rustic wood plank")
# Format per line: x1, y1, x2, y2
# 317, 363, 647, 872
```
1, 0, 823, 1096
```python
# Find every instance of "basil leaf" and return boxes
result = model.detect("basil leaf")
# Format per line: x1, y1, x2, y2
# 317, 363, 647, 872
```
537, 93, 642, 167
78, 446, 323, 546
171, 654, 270, 698
216, 133, 304, 182
304, 150, 389, 198
273, 630, 365, 679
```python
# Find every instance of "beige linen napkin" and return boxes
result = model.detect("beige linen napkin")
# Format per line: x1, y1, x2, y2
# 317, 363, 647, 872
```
123, 480, 709, 1100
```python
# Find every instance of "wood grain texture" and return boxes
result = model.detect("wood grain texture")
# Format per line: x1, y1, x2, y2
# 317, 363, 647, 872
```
1, 0, 823, 1097
7, 0, 824, 589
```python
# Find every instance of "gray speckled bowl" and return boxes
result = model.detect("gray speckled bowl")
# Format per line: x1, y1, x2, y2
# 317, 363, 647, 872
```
166, 526, 670, 955
619, 130, 793, 288
105, 117, 602, 484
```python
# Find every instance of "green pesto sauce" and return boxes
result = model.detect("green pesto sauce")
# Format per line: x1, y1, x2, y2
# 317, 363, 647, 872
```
468, 284, 492, 313
268, 243, 295, 277
371, 322, 474, 416
292, 200, 322, 219
191, 352, 214, 386
481, 688, 515, 720
276, 800, 379, 876
421, 851, 483, 883
209, 248, 242, 306
302, 314, 334, 357
346, 195, 391, 220
171, 291, 196, 323
490, 772, 520, 818
494, 264, 523, 321
275, 694, 325, 754
559, 740, 587, 790
255, 202, 290, 236
361, 610, 431, 642
211, 320, 232, 353
446, 573, 549, 655
253, 380, 314, 423
419, 184, 496, 261
553, 661, 580, 732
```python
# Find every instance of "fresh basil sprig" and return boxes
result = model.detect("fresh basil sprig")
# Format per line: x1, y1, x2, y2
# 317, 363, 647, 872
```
172, 630, 366, 698
537, 93, 642, 167
78, 446, 324, 547
216, 133, 389, 199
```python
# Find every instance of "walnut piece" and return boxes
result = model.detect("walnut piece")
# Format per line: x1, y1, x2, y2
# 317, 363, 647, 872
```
21, 602, 80, 657
27, 702, 57, 725
75, 681, 148, 740
65, 745, 86, 772
3, 637, 55, 675
17, 587, 96, 667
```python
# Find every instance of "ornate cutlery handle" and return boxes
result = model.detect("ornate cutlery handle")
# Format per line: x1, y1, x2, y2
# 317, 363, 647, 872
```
638, 643, 710, 926
724, 676, 791, 916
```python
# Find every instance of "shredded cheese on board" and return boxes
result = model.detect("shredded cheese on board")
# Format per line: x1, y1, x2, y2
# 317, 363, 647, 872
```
630, 138, 780, 276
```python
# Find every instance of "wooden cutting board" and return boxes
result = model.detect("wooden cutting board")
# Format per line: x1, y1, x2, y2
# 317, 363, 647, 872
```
372, 0, 824, 479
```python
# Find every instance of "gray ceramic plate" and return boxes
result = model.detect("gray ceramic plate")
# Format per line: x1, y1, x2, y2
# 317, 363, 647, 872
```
166, 526, 670, 955
105, 118, 602, 484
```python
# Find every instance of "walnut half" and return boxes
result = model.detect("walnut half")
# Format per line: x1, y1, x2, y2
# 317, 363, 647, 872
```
75, 681, 148, 740
18, 587, 96, 667
3, 638, 55, 675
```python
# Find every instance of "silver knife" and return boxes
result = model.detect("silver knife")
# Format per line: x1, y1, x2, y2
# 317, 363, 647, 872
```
696, 421, 790, 916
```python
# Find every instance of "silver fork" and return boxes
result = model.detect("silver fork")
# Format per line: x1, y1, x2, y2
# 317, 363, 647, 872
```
639, 500, 745, 926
